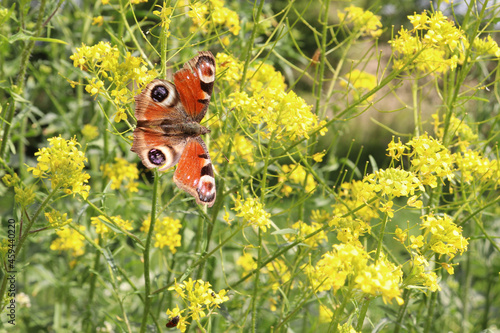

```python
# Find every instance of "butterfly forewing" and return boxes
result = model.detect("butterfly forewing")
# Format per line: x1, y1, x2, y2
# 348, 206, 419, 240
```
174, 51, 216, 122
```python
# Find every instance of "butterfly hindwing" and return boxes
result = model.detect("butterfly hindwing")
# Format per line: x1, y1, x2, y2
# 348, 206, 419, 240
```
173, 137, 216, 207
174, 51, 216, 122
131, 128, 186, 171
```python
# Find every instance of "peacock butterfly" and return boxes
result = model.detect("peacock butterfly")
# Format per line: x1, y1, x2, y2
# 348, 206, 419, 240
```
131, 51, 216, 207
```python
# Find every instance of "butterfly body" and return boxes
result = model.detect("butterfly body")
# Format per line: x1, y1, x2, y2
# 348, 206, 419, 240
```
131, 51, 216, 207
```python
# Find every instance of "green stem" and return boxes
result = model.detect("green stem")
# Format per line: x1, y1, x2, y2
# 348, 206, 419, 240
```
239, 0, 265, 90
315, 0, 330, 117
423, 289, 437, 333
251, 229, 263, 333
412, 77, 420, 136
393, 289, 411, 333
355, 298, 371, 331
140, 169, 160, 332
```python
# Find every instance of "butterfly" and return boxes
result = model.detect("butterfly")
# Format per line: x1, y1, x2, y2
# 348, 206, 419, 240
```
131, 51, 216, 207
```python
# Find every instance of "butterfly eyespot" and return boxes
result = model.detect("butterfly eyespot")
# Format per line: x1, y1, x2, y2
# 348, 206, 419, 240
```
148, 148, 166, 165
151, 85, 169, 102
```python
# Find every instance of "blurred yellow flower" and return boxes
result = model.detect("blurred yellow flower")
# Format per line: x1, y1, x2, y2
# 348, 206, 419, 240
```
101, 157, 139, 193
27, 136, 90, 199
50, 225, 86, 257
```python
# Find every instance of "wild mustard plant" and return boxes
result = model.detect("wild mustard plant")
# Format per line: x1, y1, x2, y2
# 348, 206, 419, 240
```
0, 1, 498, 332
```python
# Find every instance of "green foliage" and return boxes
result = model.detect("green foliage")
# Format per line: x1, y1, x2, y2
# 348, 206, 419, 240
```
0, 0, 499, 332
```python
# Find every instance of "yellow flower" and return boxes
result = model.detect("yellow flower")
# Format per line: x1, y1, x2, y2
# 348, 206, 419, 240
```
141, 216, 182, 253
167, 278, 229, 327
319, 304, 333, 323
50, 225, 86, 257
91, 215, 133, 235
188, 0, 241, 36
407, 133, 455, 187
367, 168, 424, 197
408, 254, 441, 292
213, 133, 254, 165
14, 185, 35, 208
45, 210, 72, 229
70, 42, 158, 101
92, 16, 103, 27
216, 52, 244, 88
420, 213, 468, 259
390, 11, 466, 75
386, 136, 406, 160
113, 108, 128, 123
279, 164, 317, 196
248, 63, 287, 92
2, 173, 20, 187
341, 69, 377, 101
306, 243, 369, 293
312, 150, 326, 162
101, 157, 139, 193
354, 256, 404, 305
473, 35, 500, 57
236, 252, 257, 276
265, 259, 292, 291
27, 136, 90, 199
338, 5, 382, 38
233, 195, 272, 232
81, 124, 99, 141
286, 221, 327, 248
394, 227, 407, 243
153, 3, 172, 30
130, 0, 148, 4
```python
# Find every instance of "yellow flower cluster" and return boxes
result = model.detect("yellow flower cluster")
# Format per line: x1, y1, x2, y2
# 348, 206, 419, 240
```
101, 157, 139, 193
390, 11, 465, 75
216, 53, 243, 88
45, 210, 72, 229
153, 2, 172, 30
236, 253, 292, 291
1, 174, 34, 208
306, 244, 403, 304
408, 254, 441, 291
213, 133, 254, 165
391, 11, 500, 76
27, 136, 90, 199
50, 225, 86, 257
69, 41, 158, 122
286, 220, 327, 249
233, 195, 272, 232
167, 278, 229, 332
407, 133, 455, 187
432, 113, 477, 149
473, 35, 500, 57
420, 214, 468, 259
341, 69, 378, 102
219, 52, 327, 141
188, 0, 241, 36
140, 216, 182, 253
91, 215, 133, 235
337, 5, 382, 38
329, 180, 377, 244
236, 252, 257, 276
81, 124, 99, 141
354, 256, 404, 305
279, 164, 317, 196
